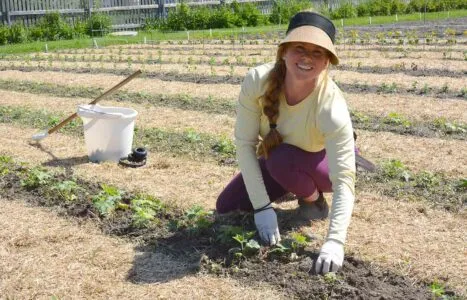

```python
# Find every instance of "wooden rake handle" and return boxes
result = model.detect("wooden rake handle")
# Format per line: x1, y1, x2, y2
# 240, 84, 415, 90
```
48, 70, 142, 135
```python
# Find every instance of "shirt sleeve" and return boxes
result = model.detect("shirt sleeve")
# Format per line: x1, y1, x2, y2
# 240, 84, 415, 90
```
234, 68, 271, 210
318, 83, 356, 244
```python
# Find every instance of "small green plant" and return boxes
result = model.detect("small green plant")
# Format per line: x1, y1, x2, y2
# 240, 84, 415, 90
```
230, 230, 260, 258
377, 82, 398, 94
212, 136, 235, 157
91, 184, 123, 216
455, 178, 467, 192
383, 112, 412, 127
414, 171, 440, 189
0, 155, 13, 175
170, 205, 213, 234
323, 272, 338, 284
184, 128, 201, 143
131, 194, 166, 228
381, 159, 411, 182
289, 232, 308, 253
351, 111, 370, 123
51, 180, 82, 202
420, 83, 432, 95
20, 167, 53, 189
429, 280, 445, 298
217, 225, 244, 244
433, 117, 466, 134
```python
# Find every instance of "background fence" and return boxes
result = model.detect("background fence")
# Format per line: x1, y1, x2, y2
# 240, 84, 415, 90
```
0, 0, 417, 30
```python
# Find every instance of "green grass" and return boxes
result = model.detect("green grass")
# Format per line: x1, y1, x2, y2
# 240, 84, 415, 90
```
336, 9, 467, 27
0, 9, 466, 55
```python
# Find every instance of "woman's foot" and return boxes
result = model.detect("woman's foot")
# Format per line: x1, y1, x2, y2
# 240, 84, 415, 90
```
297, 192, 329, 220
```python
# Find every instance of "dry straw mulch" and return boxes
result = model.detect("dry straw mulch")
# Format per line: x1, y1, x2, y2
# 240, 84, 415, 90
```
0, 198, 282, 299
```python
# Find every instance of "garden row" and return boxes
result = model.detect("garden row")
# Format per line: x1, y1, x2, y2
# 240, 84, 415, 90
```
0, 154, 462, 299
1, 62, 465, 101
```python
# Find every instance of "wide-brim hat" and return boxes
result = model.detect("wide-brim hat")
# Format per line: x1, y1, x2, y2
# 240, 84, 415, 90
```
280, 12, 339, 65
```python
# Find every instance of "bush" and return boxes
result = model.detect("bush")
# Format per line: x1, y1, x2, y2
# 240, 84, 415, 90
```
0, 25, 8, 45
86, 13, 111, 36
330, 3, 358, 19
8, 23, 27, 43
269, 0, 311, 24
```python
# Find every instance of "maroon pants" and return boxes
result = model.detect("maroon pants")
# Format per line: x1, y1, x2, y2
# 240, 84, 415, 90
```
216, 143, 333, 213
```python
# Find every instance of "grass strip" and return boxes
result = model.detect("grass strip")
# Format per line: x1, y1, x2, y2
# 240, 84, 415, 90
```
0, 105, 464, 212
0, 105, 236, 165
0, 155, 461, 299
6, 53, 465, 79
1, 64, 466, 99
0, 80, 465, 140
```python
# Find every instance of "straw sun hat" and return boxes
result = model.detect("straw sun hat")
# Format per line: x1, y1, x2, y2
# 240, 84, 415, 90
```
280, 12, 339, 65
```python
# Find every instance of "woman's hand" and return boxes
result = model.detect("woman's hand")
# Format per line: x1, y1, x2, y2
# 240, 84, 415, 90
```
315, 239, 344, 274
254, 204, 281, 245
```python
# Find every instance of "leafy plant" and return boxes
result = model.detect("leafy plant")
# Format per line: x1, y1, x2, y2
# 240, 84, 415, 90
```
230, 230, 260, 258
0, 155, 13, 175
429, 280, 445, 298
217, 225, 244, 244
323, 272, 338, 284
414, 171, 440, 189
51, 180, 82, 202
381, 159, 411, 182
20, 167, 53, 189
433, 117, 466, 134
170, 205, 213, 234
212, 136, 235, 156
91, 184, 123, 216
131, 194, 166, 228
351, 111, 370, 123
383, 112, 412, 127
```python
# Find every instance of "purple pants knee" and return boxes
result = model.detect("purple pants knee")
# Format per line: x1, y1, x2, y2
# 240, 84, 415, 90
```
216, 143, 333, 213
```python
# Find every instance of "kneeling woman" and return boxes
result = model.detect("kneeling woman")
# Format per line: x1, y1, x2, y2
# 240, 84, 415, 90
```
217, 11, 356, 274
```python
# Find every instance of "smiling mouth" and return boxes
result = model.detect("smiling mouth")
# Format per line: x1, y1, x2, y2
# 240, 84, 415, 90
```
297, 63, 313, 71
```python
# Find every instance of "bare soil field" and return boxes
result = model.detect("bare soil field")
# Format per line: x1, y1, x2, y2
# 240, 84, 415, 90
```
0, 17, 466, 299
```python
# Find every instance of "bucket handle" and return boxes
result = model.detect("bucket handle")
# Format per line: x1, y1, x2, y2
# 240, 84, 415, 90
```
77, 106, 124, 119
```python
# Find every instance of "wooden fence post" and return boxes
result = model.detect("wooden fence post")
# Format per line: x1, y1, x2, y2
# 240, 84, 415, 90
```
2, 0, 11, 26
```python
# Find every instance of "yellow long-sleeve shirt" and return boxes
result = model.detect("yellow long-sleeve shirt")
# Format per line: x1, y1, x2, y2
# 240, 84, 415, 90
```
235, 63, 356, 244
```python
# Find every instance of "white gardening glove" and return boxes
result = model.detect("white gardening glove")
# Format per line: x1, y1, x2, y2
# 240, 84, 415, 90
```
254, 203, 281, 246
315, 239, 344, 274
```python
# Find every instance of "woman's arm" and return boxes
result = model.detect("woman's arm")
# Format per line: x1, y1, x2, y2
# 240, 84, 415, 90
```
234, 67, 271, 210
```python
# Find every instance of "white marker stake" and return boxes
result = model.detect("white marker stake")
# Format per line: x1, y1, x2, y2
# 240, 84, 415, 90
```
45, 43, 48, 53
187, 31, 190, 41
144, 37, 147, 44
341, 19, 344, 27
369, 16, 372, 24
395, 14, 398, 22
209, 28, 212, 38
93, 38, 98, 49
419, 12, 422, 20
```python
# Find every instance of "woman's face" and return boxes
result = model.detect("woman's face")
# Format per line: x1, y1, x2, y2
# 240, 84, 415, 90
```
282, 42, 329, 83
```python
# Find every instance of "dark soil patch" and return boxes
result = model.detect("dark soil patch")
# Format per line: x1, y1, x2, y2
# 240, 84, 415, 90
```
0, 159, 460, 299
1, 65, 465, 100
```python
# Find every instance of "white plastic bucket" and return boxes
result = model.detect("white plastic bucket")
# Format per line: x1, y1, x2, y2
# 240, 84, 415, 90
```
77, 104, 138, 162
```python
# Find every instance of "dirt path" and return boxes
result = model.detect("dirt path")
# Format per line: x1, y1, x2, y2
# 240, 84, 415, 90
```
0, 198, 283, 299
1, 72, 466, 122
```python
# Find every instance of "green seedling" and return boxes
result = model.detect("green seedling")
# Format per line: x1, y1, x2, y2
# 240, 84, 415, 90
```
230, 230, 259, 258
212, 136, 235, 156
170, 205, 214, 234
414, 171, 440, 189
131, 194, 166, 228
377, 82, 398, 94
183, 128, 201, 143
51, 180, 82, 202
455, 179, 467, 192
217, 225, 244, 245
351, 111, 370, 123
91, 184, 123, 216
20, 166, 53, 189
289, 232, 308, 253
429, 280, 445, 298
381, 159, 411, 182
323, 272, 338, 284
383, 112, 412, 128
433, 117, 467, 134
0, 155, 13, 175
